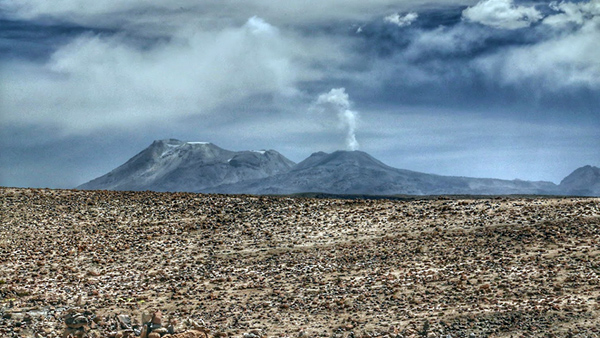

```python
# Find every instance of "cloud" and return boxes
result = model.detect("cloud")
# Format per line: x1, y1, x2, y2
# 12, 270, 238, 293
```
314, 88, 360, 151
359, 0, 600, 98
2, 0, 599, 190
543, 0, 600, 27
0, 16, 335, 133
462, 0, 543, 29
476, 2, 600, 90
384, 12, 419, 27
1, 0, 471, 30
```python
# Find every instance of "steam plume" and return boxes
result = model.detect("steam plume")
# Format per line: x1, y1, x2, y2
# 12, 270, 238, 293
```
316, 88, 359, 151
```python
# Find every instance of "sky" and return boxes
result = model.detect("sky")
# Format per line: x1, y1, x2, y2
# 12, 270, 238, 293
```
1, 0, 599, 188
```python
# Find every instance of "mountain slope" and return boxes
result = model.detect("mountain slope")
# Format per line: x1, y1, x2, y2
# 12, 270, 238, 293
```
77, 139, 296, 192
559, 165, 600, 196
210, 150, 559, 196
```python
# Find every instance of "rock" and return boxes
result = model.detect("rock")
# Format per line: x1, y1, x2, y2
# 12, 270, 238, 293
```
63, 327, 85, 338
142, 312, 152, 324
65, 313, 88, 329
140, 325, 148, 338
152, 311, 162, 326
148, 332, 161, 338
168, 331, 206, 338
117, 314, 132, 330
87, 329, 102, 338
88, 269, 101, 276
154, 327, 169, 335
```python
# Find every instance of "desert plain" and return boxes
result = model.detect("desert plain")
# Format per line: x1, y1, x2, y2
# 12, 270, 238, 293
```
1, 187, 600, 337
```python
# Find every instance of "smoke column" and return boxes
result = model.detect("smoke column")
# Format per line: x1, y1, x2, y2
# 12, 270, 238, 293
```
316, 88, 359, 150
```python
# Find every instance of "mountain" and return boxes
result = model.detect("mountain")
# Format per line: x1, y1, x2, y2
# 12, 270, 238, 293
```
209, 150, 560, 196
77, 139, 296, 192
78, 140, 598, 196
559, 165, 600, 196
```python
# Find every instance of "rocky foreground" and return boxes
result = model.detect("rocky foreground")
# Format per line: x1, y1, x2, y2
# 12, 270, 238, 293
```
1, 188, 600, 338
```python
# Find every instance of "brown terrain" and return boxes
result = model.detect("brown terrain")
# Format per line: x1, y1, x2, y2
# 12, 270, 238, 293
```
1, 187, 600, 338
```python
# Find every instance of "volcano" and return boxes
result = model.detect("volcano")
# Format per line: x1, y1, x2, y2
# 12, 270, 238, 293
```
77, 139, 295, 192
79, 140, 599, 196
209, 150, 559, 196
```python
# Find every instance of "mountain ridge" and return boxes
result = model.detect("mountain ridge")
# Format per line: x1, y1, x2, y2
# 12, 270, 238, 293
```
208, 150, 560, 196
78, 139, 598, 196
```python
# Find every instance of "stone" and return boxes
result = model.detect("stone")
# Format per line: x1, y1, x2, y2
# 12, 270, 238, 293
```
140, 325, 148, 338
63, 327, 85, 338
117, 314, 132, 330
151, 311, 162, 326
154, 327, 169, 335
142, 312, 152, 324
88, 269, 101, 276
87, 329, 102, 338
148, 332, 161, 338
65, 313, 88, 329
169, 331, 206, 338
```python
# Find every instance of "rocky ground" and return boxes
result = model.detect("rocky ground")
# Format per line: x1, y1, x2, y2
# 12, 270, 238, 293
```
1, 188, 600, 338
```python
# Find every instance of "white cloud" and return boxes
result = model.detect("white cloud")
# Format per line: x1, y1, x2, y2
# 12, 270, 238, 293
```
476, 2, 600, 89
462, 0, 542, 29
405, 23, 488, 59
1, 0, 472, 29
543, 0, 600, 27
384, 12, 419, 27
0, 17, 335, 133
